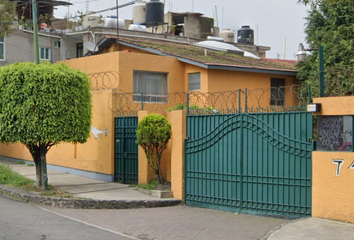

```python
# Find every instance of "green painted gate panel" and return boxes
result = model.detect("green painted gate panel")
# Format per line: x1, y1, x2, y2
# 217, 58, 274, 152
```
114, 117, 138, 184
185, 112, 313, 218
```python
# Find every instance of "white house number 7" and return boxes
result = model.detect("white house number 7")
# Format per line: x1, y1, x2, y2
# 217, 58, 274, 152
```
332, 159, 344, 176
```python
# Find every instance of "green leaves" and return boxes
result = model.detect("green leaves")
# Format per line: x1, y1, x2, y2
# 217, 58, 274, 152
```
0, 0, 16, 38
297, 0, 354, 99
137, 114, 171, 147
0, 62, 92, 147
136, 114, 171, 184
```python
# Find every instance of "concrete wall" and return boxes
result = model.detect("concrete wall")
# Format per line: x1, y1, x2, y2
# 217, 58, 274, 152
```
312, 96, 354, 224
0, 29, 62, 66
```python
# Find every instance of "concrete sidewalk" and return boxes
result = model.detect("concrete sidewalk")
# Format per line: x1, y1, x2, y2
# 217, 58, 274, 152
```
2, 160, 176, 202
267, 217, 354, 240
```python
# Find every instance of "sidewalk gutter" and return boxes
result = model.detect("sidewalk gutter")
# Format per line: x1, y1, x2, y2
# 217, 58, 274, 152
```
0, 185, 181, 209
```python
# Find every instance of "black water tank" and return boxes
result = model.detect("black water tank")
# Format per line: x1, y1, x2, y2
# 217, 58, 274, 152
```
146, 0, 164, 25
237, 25, 254, 44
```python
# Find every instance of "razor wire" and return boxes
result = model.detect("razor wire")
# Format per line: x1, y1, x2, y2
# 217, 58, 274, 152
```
88, 71, 121, 90
109, 85, 309, 115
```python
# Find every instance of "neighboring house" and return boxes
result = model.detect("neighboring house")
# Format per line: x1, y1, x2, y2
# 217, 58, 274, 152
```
0, 28, 83, 66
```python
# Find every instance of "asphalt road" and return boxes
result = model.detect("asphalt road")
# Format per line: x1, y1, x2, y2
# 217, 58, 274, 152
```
42, 205, 289, 240
0, 195, 136, 240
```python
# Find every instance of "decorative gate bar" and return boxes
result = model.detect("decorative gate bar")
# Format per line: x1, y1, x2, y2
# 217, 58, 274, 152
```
185, 111, 313, 218
114, 116, 138, 184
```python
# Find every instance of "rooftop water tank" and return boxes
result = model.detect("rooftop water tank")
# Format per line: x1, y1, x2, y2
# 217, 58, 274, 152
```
128, 24, 147, 32
237, 25, 254, 44
83, 12, 100, 28
104, 16, 124, 29
145, 0, 164, 25
219, 28, 235, 43
133, 1, 147, 24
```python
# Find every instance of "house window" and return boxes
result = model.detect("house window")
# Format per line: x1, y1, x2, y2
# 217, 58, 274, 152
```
77, 43, 83, 58
133, 71, 168, 103
40, 47, 51, 60
0, 37, 4, 60
54, 41, 60, 48
188, 73, 201, 91
270, 78, 285, 106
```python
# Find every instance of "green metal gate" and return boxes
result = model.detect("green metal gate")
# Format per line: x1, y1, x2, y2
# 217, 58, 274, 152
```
185, 111, 313, 218
114, 116, 138, 184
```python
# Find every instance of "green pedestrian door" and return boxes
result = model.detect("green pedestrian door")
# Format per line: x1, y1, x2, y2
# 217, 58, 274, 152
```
185, 111, 313, 218
114, 116, 138, 184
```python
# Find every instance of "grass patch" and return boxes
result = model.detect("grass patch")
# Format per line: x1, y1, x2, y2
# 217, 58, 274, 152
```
27, 163, 35, 167
0, 163, 73, 198
137, 179, 158, 190
0, 163, 35, 187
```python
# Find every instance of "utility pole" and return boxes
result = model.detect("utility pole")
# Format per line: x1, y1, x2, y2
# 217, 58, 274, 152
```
319, 45, 324, 97
32, 0, 39, 64
32, 0, 48, 190
116, 0, 119, 50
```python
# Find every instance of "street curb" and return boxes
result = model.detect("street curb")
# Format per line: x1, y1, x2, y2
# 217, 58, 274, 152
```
261, 217, 309, 240
0, 185, 181, 209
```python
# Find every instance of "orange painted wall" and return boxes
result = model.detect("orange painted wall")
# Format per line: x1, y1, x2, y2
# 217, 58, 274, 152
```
312, 152, 354, 223
168, 110, 186, 200
313, 96, 354, 116
0, 89, 115, 175
312, 96, 354, 223
208, 70, 298, 108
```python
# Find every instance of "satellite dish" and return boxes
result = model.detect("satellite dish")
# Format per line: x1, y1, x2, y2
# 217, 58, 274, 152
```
84, 41, 97, 52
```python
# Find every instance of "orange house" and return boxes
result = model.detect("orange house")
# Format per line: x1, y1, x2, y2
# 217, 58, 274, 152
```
66, 36, 299, 111
0, 36, 299, 184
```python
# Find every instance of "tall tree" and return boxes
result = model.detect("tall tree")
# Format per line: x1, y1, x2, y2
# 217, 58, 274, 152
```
297, 0, 354, 98
0, 62, 92, 187
0, 0, 16, 38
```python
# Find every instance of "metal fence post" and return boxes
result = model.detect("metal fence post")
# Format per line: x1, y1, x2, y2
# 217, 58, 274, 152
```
141, 92, 144, 110
187, 93, 190, 115
308, 84, 312, 104
244, 88, 248, 113
319, 45, 324, 97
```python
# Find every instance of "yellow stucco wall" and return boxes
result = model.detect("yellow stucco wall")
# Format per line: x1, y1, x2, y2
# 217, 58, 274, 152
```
169, 110, 186, 200
0, 89, 115, 175
312, 96, 354, 223
313, 96, 354, 115
312, 151, 354, 223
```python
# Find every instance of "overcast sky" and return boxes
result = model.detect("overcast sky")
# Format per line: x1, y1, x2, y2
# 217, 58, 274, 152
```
54, 0, 309, 60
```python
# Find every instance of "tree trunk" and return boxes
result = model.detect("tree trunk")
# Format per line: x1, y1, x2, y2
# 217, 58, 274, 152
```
35, 159, 42, 186
39, 144, 48, 190
157, 162, 164, 185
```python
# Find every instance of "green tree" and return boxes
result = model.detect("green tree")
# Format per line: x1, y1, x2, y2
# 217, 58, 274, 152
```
0, 0, 16, 38
297, 0, 343, 6
0, 62, 92, 188
136, 114, 171, 184
296, 0, 354, 99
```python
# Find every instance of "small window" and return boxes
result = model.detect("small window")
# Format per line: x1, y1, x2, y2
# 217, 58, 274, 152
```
133, 71, 168, 103
77, 42, 83, 58
54, 41, 61, 48
40, 47, 51, 60
317, 116, 353, 152
188, 73, 201, 91
0, 37, 4, 60
270, 78, 285, 106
